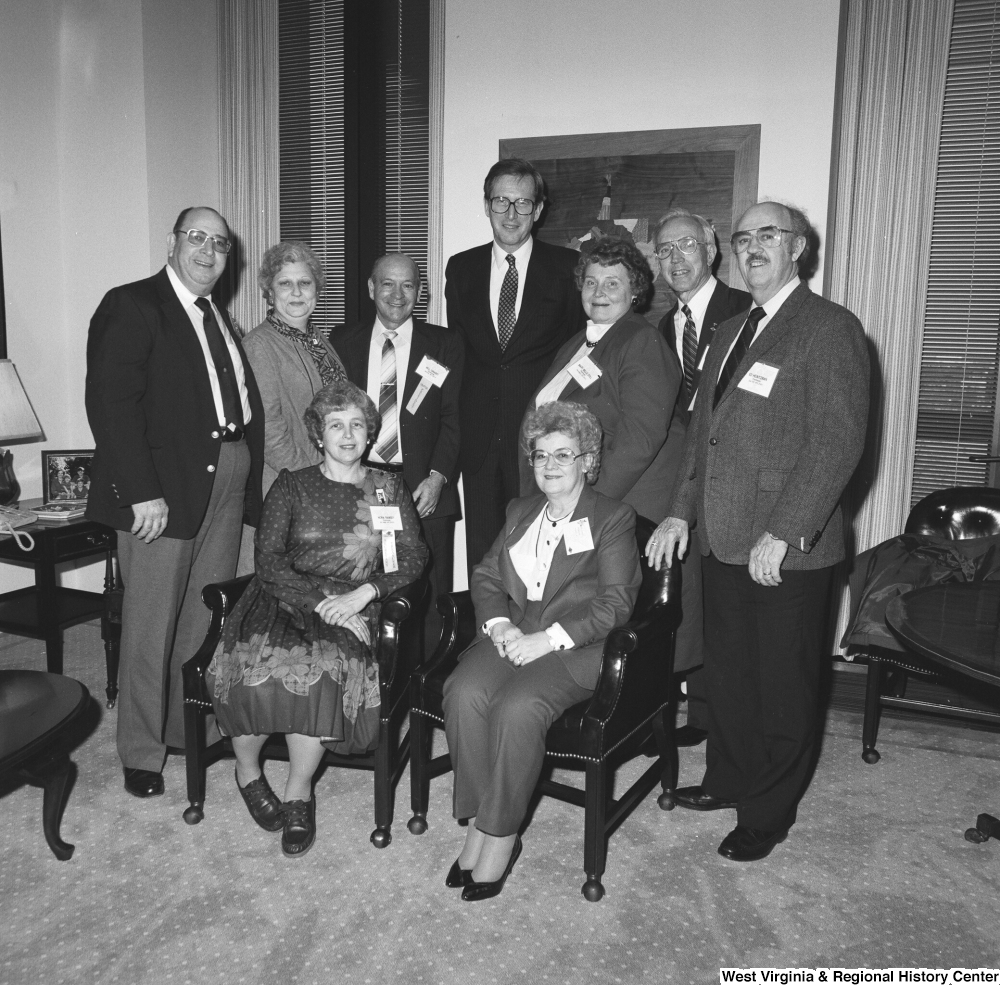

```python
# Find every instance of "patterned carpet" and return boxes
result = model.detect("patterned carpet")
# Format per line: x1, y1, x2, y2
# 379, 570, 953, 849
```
2, 623, 999, 985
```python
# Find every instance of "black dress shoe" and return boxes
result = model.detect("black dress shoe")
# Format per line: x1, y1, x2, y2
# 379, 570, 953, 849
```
674, 725, 708, 747
123, 767, 164, 798
717, 824, 787, 862
445, 859, 473, 888
673, 785, 736, 811
281, 798, 316, 857
236, 770, 284, 832
462, 835, 522, 902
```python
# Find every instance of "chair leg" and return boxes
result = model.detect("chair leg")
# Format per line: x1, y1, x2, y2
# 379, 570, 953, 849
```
183, 703, 208, 824
407, 711, 430, 835
18, 749, 76, 861
371, 719, 394, 848
862, 654, 883, 765
582, 760, 607, 902
651, 708, 678, 810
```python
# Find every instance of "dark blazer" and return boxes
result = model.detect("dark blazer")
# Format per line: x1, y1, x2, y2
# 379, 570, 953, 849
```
656, 279, 751, 424
85, 267, 265, 539
471, 483, 641, 687
445, 238, 585, 474
521, 310, 682, 523
670, 282, 870, 569
336, 318, 465, 521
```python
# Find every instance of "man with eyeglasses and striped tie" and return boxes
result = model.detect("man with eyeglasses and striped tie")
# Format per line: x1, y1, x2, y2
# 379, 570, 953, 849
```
445, 158, 585, 578
86, 206, 264, 799
646, 200, 869, 862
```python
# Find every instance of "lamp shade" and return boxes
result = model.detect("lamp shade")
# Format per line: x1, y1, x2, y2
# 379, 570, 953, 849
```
0, 360, 43, 441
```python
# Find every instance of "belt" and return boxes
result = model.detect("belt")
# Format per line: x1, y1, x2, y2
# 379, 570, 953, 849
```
218, 425, 245, 443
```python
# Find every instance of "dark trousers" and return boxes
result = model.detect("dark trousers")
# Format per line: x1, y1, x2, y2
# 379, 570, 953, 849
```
683, 666, 708, 731
419, 514, 455, 660
463, 426, 522, 577
701, 552, 833, 831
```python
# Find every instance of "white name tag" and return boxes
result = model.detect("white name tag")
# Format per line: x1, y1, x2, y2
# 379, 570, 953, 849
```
415, 355, 449, 386
737, 361, 780, 398
563, 517, 595, 555
567, 355, 602, 389
381, 530, 399, 573
405, 379, 432, 414
370, 505, 403, 531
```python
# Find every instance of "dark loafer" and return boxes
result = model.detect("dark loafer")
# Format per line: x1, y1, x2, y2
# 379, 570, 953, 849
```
462, 835, 522, 902
674, 725, 708, 747
236, 770, 284, 832
123, 767, 164, 798
717, 824, 787, 862
282, 798, 316, 857
445, 859, 473, 888
673, 785, 736, 811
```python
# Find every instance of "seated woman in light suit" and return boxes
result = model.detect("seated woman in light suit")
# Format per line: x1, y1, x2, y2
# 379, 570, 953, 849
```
442, 401, 641, 901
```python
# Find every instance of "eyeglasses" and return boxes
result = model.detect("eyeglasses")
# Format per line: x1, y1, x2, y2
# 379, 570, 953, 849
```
176, 228, 232, 254
730, 226, 794, 254
653, 237, 703, 259
489, 196, 536, 215
528, 449, 588, 469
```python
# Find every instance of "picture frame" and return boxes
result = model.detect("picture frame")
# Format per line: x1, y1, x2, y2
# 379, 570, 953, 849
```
41, 450, 95, 506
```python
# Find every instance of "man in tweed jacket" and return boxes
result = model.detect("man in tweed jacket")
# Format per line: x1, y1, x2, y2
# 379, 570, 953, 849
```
647, 201, 869, 861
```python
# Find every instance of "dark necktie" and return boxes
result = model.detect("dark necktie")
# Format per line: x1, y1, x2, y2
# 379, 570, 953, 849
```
372, 330, 399, 462
194, 297, 244, 428
680, 303, 698, 402
497, 254, 518, 350
713, 306, 766, 408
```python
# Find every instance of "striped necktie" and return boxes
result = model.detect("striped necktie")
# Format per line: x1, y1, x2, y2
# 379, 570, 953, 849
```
193, 297, 243, 429
497, 254, 517, 350
372, 330, 399, 462
681, 303, 698, 402
714, 306, 765, 408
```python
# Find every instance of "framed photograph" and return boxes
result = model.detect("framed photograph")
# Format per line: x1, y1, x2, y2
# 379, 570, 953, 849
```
500, 125, 760, 327
42, 450, 95, 506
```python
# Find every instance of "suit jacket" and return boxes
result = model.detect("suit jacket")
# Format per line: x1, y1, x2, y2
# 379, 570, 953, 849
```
445, 238, 585, 474
85, 267, 265, 539
521, 310, 682, 523
656, 279, 752, 425
471, 483, 641, 687
336, 318, 465, 521
670, 282, 870, 569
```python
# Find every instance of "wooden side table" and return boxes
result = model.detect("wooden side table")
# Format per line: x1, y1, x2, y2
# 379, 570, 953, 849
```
0, 500, 120, 706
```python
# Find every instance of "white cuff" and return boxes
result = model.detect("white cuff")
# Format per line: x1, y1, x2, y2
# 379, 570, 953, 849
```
429, 469, 447, 484
545, 623, 575, 652
482, 617, 511, 635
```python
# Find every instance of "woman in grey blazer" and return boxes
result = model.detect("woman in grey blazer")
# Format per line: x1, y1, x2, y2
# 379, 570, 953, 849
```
442, 401, 641, 901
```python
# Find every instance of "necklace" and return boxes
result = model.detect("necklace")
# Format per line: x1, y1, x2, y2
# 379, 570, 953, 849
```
544, 503, 573, 525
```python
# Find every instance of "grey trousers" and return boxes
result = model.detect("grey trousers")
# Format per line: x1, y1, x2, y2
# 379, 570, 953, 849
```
116, 441, 250, 771
442, 637, 594, 836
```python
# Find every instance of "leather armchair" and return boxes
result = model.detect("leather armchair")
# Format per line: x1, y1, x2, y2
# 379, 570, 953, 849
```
181, 574, 426, 847
407, 517, 682, 901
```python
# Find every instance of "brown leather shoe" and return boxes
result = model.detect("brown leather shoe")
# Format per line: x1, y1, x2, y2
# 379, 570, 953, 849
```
123, 767, 164, 798
717, 824, 787, 861
673, 785, 736, 811
236, 770, 284, 832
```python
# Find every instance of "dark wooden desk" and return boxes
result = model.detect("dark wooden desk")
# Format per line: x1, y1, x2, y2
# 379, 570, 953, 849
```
887, 582, 1000, 843
0, 500, 119, 704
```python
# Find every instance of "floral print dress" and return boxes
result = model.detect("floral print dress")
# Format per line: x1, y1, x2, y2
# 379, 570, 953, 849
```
207, 466, 428, 754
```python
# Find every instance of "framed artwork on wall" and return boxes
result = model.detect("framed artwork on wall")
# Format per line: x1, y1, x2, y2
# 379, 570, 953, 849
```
41, 450, 95, 506
500, 125, 760, 327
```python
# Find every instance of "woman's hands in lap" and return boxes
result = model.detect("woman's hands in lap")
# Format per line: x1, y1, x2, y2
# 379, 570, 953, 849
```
315, 585, 378, 645
504, 632, 552, 667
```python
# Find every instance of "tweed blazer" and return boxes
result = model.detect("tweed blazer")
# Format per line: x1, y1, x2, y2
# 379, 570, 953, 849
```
242, 320, 346, 497
520, 309, 682, 523
470, 483, 641, 687
670, 283, 870, 569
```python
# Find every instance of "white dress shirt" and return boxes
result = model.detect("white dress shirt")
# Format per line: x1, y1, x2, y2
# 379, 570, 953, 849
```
671, 275, 718, 361
489, 236, 533, 342
365, 316, 413, 465
166, 264, 251, 427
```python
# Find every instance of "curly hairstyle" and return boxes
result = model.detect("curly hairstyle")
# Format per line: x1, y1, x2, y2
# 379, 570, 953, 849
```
573, 238, 653, 308
304, 381, 380, 448
257, 241, 327, 300
520, 400, 603, 485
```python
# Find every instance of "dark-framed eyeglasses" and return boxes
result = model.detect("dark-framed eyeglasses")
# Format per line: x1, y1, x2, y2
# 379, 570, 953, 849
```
730, 226, 794, 254
489, 196, 536, 216
528, 449, 588, 469
653, 237, 703, 259
176, 228, 232, 254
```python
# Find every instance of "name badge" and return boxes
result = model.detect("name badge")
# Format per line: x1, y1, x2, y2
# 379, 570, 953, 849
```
381, 530, 399, 573
563, 517, 595, 555
375, 487, 388, 506
370, 505, 403, 531
567, 355, 602, 389
737, 361, 780, 398
415, 355, 449, 386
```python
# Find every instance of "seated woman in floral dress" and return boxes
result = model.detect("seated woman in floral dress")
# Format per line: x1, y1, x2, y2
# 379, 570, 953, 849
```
207, 380, 428, 858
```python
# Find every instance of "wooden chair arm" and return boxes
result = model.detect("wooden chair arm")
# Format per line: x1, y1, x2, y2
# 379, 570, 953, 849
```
412, 590, 477, 687
377, 578, 428, 695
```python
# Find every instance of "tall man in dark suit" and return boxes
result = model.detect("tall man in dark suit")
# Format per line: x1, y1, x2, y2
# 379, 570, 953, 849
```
654, 208, 751, 747
86, 207, 264, 798
648, 201, 869, 861
445, 158, 585, 574
338, 253, 464, 656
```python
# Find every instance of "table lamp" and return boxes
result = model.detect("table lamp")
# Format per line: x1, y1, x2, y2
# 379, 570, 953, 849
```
0, 359, 44, 505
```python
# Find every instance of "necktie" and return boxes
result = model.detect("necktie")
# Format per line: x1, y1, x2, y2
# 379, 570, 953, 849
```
680, 303, 698, 401
194, 297, 243, 428
713, 306, 766, 408
372, 330, 399, 462
497, 254, 518, 350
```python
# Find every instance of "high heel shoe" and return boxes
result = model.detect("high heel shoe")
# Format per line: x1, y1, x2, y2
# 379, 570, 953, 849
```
445, 859, 473, 888
461, 835, 522, 902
